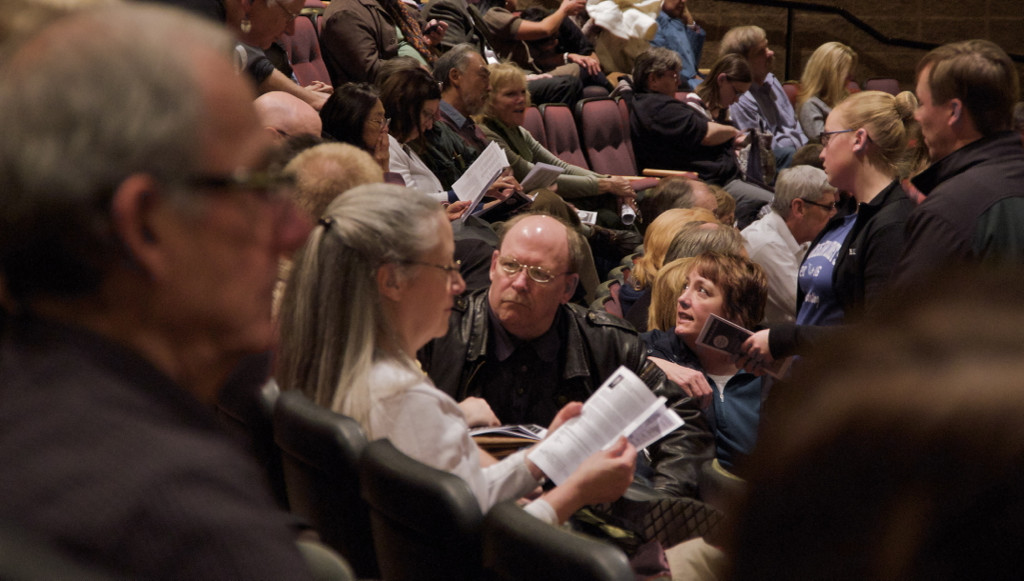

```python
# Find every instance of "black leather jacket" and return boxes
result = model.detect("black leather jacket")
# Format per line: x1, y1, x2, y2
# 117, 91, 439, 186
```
418, 289, 714, 498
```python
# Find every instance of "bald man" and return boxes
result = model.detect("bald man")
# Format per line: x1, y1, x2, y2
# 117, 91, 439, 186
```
254, 90, 323, 140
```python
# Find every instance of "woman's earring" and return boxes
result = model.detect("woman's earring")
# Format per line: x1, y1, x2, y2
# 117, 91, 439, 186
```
240, 17, 252, 34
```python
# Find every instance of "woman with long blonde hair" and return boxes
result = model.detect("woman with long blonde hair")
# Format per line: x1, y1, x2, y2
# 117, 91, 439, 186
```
796, 42, 858, 142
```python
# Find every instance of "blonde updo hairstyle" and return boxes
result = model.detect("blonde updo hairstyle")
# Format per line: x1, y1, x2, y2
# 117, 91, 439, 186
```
833, 89, 919, 179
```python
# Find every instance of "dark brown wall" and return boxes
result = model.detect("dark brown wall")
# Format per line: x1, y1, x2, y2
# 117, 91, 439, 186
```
692, 0, 1024, 93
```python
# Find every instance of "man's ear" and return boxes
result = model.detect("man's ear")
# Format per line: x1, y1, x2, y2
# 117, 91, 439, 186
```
376, 262, 404, 302
488, 249, 500, 282
561, 273, 579, 303
109, 173, 164, 278
790, 197, 807, 218
949, 99, 963, 124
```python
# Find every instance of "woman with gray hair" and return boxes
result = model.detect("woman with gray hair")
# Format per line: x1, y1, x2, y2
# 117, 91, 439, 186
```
276, 184, 634, 525
629, 47, 773, 229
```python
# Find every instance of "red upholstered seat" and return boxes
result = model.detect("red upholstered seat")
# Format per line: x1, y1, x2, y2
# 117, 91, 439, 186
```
522, 106, 547, 149
278, 9, 331, 87
539, 103, 590, 169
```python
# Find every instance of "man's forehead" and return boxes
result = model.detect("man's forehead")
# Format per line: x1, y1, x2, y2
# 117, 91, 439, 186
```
500, 217, 569, 259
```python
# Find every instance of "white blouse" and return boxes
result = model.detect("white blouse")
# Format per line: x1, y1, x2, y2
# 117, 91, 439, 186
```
387, 135, 449, 203
365, 359, 557, 523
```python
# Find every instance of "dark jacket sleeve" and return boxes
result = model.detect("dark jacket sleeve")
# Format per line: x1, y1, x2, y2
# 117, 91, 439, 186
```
635, 357, 715, 498
320, 3, 396, 85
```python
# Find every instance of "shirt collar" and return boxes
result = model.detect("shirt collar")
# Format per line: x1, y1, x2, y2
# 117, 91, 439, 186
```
441, 100, 469, 129
486, 300, 563, 363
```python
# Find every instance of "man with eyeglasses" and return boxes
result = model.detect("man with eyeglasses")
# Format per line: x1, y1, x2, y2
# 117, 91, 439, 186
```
742, 165, 838, 325
420, 214, 715, 513
0, 6, 314, 578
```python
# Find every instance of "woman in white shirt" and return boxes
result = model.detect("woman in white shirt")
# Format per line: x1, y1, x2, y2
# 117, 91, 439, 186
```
276, 183, 634, 524
378, 66, 518, 210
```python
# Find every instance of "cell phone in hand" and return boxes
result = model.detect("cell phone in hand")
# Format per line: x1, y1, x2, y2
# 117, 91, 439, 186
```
423, 21, 441, 36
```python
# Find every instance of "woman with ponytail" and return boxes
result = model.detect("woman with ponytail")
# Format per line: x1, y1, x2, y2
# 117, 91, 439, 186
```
739, 90, 919, 369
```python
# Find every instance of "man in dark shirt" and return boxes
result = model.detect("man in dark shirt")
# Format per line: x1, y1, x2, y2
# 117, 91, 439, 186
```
419, 214, 714, 499
0, 6, 313, 578
894, 39, 1024, 287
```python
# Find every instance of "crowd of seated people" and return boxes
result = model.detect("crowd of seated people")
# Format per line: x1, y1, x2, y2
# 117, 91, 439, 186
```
6, 0, 1024, 580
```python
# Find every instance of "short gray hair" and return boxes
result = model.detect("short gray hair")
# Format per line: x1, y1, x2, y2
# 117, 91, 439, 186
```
0, 4, 232, 302
276, 184, 445, 425
434, 43, 480, 88
771, 165, 835, 218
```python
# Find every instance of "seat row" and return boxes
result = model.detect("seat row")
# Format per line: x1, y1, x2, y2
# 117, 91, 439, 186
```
219, 384, 635, 580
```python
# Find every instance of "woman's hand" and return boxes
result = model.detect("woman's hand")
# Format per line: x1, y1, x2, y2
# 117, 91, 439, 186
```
458, 396, 501, 428
546, 401, 583, 435
422, 19, 449, 47
560, 436, 635, 504
373, 124, 390, 171
736, 328, 774, 375
733, 129, 749, 149
649, 357, 713, 409
445, 200, 471, 221
305, 80, 333, 95
599, 176, 637, 202
485, 170, 521, 201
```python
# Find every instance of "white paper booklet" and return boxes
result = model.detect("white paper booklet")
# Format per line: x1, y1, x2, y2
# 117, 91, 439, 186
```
452, 141, 508, 220
519, 162, 565, 192
527, 366, 683, 485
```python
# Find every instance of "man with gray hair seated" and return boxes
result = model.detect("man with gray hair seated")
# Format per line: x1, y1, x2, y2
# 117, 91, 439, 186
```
0, 5, 314, 578
741, 165, 837, 324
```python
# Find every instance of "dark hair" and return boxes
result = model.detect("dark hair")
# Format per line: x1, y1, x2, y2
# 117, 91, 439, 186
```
638, 176, 696, 228
320, 83, 380, 151
696, 54, 752, 116
379, 68, 442, 143
685, 251, 765, 329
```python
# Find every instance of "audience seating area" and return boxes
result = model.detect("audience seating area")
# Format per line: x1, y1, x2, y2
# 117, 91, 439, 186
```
225, 387, 635, 580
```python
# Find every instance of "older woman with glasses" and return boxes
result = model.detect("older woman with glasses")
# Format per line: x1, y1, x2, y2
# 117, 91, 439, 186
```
277, 184, 634, 525
629, 48, 772, 229
739, 90, 918, 372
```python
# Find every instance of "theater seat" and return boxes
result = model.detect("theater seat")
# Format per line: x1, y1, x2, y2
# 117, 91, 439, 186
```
482, 501, 634, 581
278, 12, 331, 87
522, 106, 547, 149
272, 391, 378, 579
360, 439, 484, 581
539, 103, 590, 169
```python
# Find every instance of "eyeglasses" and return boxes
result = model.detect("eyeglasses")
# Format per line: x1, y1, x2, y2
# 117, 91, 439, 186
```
820, 128, 855, 146
801, 198, 837, 212
368, 116, 390, 128
186, 169, 295, 201
275, 0, 300, 22
404, 259, 463, 281
497, 256, 567, 284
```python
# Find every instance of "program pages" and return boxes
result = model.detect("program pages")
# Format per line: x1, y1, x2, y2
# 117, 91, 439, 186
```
528, 366, 683, 485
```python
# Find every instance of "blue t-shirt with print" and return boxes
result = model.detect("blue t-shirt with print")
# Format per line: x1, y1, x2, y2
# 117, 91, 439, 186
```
796, 213, 857, 327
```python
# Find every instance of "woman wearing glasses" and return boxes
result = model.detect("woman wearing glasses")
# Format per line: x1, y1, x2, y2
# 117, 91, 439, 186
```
277, 184, 634, 524
629, 48, 771, 229
739, 90, 918, 371
320, 83, 390, 171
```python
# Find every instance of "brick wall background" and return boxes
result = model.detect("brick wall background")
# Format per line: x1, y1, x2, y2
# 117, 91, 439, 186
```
691, 0, 1024, 92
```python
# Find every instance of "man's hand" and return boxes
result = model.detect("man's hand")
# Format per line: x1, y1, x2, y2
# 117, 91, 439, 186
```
567, 53, 602, 76
445, 200, 471, 221
649, 357, 713, 408
458, 396, 501, 427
